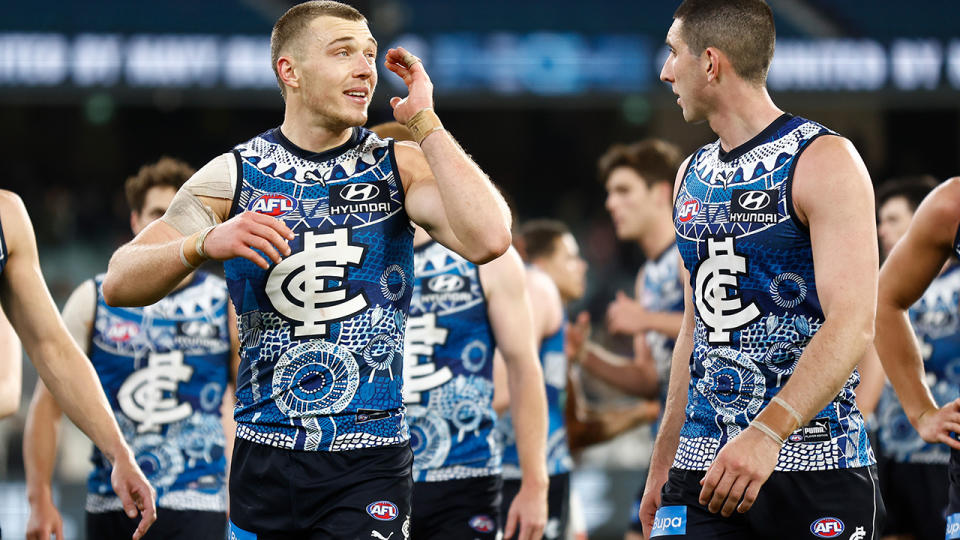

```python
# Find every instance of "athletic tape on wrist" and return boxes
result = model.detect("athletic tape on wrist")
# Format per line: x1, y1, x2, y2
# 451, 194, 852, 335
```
195, 225, 215, 259
179, 239, 197, 270
407, 108, 444, 144
750, 420, 785, 446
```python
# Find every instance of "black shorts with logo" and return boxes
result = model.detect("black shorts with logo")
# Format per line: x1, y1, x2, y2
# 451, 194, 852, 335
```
501, 472, 570, 540
651, 466, 884, 539
87, 509, 226, 540
877, 453, 948, 540
946, 448, 960, 539
411, 475, 502, 539
228, 437, 413, 540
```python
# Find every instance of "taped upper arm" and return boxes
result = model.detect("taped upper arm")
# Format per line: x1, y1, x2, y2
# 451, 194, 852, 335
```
161, 153, 237, 236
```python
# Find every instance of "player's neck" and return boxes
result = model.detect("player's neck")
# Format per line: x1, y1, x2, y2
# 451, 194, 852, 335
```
708, 84, 782, 154
638, 213, 675, 260
280, 106, 355, 154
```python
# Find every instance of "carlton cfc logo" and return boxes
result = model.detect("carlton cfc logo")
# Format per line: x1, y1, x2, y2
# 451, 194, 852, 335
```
367, 501, 399, 521
678, 199, 701, 222
249, 193, 297, 217
810, 517, 844, 538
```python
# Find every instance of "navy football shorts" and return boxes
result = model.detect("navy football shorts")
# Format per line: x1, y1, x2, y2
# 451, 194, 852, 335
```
228, 437, 413, 540
944, 448, 960, 539
650, 466, 884, 539
87, 508, 226, 540
877, 452, 947, 540
411, 475, 501, 539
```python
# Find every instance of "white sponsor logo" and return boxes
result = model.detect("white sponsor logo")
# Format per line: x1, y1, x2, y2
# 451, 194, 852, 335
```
427, 274, 465, 293
402, 313, 451, 403
117, 351, 193, 433
738, 190, 771, 210
266, 228, 368, 338
342, 183, 380, 202
695, 237, 761, 344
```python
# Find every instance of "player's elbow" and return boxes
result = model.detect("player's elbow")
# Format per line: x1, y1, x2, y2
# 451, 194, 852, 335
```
464, 227, 512, 265
0, 383, 20, 419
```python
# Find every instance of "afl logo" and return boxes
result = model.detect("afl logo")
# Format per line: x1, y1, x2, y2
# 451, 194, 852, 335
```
341, 183, 380, 202
737, 190, 771, 210
469, 515, 496, 533
249, 194, 297, 217
810, 517, 844, 538
427, 274, 465, 293
367, 501, 399, 521
107, 321, 140, 342
678, 199, 701, 222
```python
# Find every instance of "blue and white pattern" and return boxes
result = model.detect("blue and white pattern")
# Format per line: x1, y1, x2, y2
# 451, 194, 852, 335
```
673, 114, 874, 472
876, 265, 960, 464
225, 127, 413, 452
86, 272, 230, 513
641, 243, 685, 427
403, 241, 499, 482
0, 212, 6, 276
499, 320, 572, 478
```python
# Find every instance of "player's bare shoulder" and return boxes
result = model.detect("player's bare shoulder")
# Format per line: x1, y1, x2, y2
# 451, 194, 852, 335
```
911, 176, 960, 245
391, 140, 431, 191
0, 189, 32, 251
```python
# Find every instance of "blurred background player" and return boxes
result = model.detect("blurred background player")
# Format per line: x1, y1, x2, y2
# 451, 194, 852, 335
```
24, 158, 238, 540
0, 188, 156, 539
875, 176, 960, 540
100, 2, 512, 537
373, 121, 549, 540
871, 175, 951, 540
643, 0, 883, 536
0, 309, 21, 419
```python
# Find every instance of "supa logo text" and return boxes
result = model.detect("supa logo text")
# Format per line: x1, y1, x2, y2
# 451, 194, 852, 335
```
367, 501, 399, 521
249, 193, 297, 217
810, 517, 844, 538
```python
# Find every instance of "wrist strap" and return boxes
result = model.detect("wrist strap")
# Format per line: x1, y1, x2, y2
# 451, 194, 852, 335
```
179, 239, 197, 270
195, 225, 215, 259
750, 420, 785, 446
407, 108, 444, 144
771, 396, 804, 426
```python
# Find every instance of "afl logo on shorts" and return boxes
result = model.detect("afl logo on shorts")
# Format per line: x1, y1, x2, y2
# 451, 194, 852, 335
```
810, 517, 844, 538
469, 515, 496, 533
677, 199, 701, 222
367, 501, 399, 521
248, 193, 297, 217
107, 321, 140, 342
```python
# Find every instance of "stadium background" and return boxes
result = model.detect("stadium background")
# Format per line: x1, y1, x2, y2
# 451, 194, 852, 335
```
0, 0, 958, 537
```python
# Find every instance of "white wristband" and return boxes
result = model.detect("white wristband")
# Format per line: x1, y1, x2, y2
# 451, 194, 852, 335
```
179, 239, 197, 270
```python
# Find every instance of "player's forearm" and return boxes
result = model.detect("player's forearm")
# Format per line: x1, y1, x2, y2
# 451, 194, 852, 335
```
419, 131, 511, 263
874, 301, 937, 424
506, 357, 549, 487
103, 239, 193, 307
23, 386, 63, 504
582, 344, 659, 398
0, 332, 21, 418
31, 341, 130, 464
641, 312, 683, 341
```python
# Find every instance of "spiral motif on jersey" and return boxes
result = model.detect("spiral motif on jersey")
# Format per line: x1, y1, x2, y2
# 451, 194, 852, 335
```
167, 412, 224, 466
199, 382, 224, 412
762, 342, 802, 375
696, 347, 765, 419
380, 264, 407, 301
272, 341, 359, 416
133, 433, 184, 488
363, 333, 397, 381
770, 272, 808, 309
460, 340, 488, 372
408, 405, 452, 472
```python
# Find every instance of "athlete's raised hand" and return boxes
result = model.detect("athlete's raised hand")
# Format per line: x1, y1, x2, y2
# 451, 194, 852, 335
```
26, 496, 64, 540
110, 454, 156, 540
916, 398, 960, 450
384, 47, 434, 124
504, 481, 547, 540
201, 211, 294, 269
606, 291, 647, 335
698, 426, 780, 517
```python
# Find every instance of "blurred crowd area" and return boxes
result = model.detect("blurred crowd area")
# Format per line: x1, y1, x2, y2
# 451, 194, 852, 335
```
1, 0, 959, 538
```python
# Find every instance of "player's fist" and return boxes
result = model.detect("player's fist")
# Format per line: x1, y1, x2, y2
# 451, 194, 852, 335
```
26, 497, 64, 540
201, 211, 294, 269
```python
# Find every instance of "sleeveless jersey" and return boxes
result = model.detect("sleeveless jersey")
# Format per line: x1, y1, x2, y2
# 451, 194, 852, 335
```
673, 114, 873, 472
403, 240, 499, 482
954, 221, 960, 260
0, 213, 6, 276
225, 127, 413, 452
499, 321, 572, 478
86, 272, 230, 513
641, 243, 685, 413
876, 265, 960, 464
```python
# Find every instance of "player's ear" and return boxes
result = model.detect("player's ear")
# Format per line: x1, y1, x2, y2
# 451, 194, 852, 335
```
703, 47, 721, 83
277, 55, 300, 93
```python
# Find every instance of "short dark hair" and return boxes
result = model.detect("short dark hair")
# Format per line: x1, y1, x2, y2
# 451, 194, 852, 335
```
519, 219, 570, 261
674, 0, 776, 85
271, 1, 367, 98
597, 138, 683, 187
125, 157, 194, 213
876, 175, 939, 213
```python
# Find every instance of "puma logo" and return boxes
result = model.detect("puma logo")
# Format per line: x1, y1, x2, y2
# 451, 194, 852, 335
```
371, 531, 394, 540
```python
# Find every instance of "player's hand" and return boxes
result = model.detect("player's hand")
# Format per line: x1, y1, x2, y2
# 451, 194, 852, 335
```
606, 291, 646, 335
638, 468, 668, 538
504, 480, 548, 540
565, 311, 590, 363
698, 425, 780, 517
384, 47, 435, 125
110, 453, 157, 540
26, 496, 64, 540
202, 211, 294, 269
916, 398, 960, 450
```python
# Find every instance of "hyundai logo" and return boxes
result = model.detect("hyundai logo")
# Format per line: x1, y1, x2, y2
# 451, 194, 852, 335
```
341, 183, 380, 202
738, 190, 771, 210
427, 275, 465, 293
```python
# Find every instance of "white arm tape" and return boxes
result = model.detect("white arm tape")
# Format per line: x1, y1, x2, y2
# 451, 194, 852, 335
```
161, 153, 236, 236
